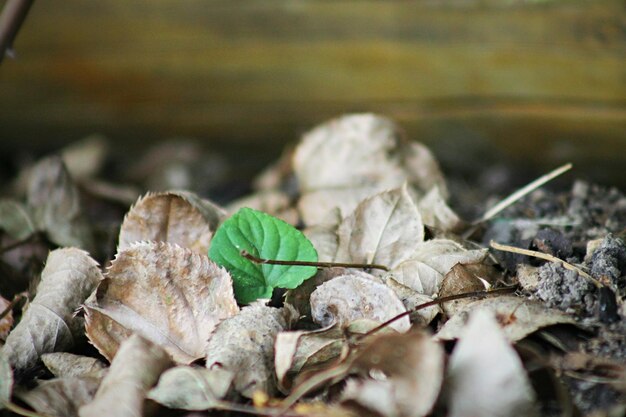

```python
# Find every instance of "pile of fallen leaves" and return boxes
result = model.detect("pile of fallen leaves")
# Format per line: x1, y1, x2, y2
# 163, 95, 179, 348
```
0, 114, 625, 417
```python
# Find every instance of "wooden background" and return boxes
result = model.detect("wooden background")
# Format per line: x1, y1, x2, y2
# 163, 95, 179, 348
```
0, 0, 624, 185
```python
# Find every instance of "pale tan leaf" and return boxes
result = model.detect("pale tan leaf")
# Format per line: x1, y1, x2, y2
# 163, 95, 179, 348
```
400, 141, 448, 199
445, 310, 538, 417
342, 330, 445, 417
79, 334, 172, 417
310, 274, 410, 332
27, 156, 95, 252
147, 366, 232, 410
85, 242, 238, 364
41, 353, 107, 379
294, 114, 415, 225
17, 377, 100, 417
416, 186, 463, 232
284, 267, 354, 321
387, 260, 442, 297
335, 186, 424, 270
384, 277, 440, 326
61, 134, 108, 180
205, 303, 294, 398
118, 191, 226, 254
294, 114, 407, 197
275, 324, 345, 393
0, 199, 35, 240
409, 239, 488, 276
227, 190, 298, 225
2, 248, 102, 372
303, 209, 341, 263
436, 296, 577, 342
0, 352, 12, 409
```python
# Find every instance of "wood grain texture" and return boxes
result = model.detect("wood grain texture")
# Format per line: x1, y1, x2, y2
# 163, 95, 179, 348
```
0, 0, 624, 183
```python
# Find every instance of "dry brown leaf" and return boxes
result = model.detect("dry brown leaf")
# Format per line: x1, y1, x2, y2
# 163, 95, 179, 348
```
335, 185, 424, 270
85, 242, 238, 364
436, 295, 578, 342
17, 377, 100, 417
310, 273, 410, 332
41, 353, 107, 379
118, 191, 226, 254
275, 324, 345, 393
2, 248, 102, 372
147, 366, 233, 410
387, 260, 442, 297
205, 303, 296, 398
79, 334, 172, 417
341, 330, 445, 417
445, 310, 538, 417
27, 156, 95, 252
438, 263, 491, 317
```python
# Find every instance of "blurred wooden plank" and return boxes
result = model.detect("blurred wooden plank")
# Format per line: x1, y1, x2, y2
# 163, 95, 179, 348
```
0, 0, 624, 184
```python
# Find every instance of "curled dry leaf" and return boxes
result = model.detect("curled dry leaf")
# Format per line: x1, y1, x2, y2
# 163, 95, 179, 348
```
335, 185, 424, 271
27, 156, 95, 253
438, 263, 492, 317
293, 114, 447, 225
445, 310, 538, 417
436, 296, 577, 342
310, 274, 410, 332
2, 248, 102, 372
148, 366, 233, 410
275, 324, 345, 393
285, 267, 354, 321
118, 191, 226, 254
341, 330, 445, 417
41, 353, 107, 379
85, 242, 238, 364
390, 239, 488, 297
17, 377, 100, 417
205, 303, 296, 398
79, 334, 172, 417
0, 199, 35, 240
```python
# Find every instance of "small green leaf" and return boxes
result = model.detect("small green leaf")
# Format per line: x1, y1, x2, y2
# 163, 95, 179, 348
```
209, 208, 318, 304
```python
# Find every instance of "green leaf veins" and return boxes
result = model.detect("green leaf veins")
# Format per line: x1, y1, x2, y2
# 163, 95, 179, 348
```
208, 208, 318, 304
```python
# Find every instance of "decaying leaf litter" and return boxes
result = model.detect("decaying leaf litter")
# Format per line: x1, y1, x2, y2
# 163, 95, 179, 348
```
0, 114, 624, 417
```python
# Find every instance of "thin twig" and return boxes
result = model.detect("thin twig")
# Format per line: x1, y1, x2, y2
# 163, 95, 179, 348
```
0, 233, 38, 254
490, 240, 602, 288
0, 293, 25, 321
360, 285, 518, 339
0, 0, 34, 64
241, 250, 389, 272
475, 163, 573, 225
2, 401, 54, 417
